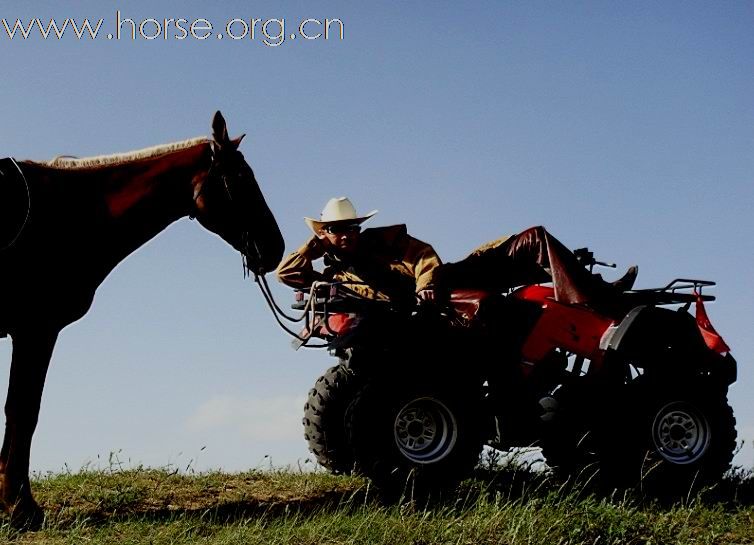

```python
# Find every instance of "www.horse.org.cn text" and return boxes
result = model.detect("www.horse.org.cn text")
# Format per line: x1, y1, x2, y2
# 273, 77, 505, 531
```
0, 11, 345, 47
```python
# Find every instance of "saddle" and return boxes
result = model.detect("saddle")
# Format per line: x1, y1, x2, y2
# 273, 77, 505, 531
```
0, 157, 30, 251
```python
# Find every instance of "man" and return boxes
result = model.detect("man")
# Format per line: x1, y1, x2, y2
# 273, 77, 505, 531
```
277, 197, 636, 307
276, 197, 441, 305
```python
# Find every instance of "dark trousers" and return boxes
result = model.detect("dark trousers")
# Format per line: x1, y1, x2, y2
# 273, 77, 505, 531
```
436, 226, 606, 304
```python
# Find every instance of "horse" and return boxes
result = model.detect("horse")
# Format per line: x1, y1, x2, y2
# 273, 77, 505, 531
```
0, 111, 285, 527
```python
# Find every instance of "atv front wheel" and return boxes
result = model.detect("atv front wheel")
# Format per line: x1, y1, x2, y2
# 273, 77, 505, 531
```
346, 374, 484, 499
303, 364, 361, 474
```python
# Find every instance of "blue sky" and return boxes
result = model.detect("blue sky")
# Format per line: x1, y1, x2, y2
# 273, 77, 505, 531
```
1, 0, 752, 473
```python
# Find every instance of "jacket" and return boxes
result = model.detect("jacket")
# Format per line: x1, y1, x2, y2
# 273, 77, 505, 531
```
276, 225, 441, 304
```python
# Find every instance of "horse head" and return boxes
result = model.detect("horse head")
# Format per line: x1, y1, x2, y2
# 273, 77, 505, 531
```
192, 111, 284, 274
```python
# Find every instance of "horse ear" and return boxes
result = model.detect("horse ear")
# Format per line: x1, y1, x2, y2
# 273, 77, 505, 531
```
211, 111, 230, 148
231, 134, 246, 149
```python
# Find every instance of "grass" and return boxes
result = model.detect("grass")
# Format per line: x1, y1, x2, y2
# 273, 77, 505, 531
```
2, 460, 754, 544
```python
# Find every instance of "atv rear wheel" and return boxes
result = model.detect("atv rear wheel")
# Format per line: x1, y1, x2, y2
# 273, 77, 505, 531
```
602, 391, 736, 495
346, 373, 484, 499
303, 364, 361, 474
640, 395, 736, 494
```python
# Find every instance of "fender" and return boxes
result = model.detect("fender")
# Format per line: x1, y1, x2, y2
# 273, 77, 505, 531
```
600, 305, 736, 385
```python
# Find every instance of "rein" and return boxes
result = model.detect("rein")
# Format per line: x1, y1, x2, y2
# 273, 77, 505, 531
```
252, 271, 329, 347
185, 144, 324, 343
251, 270, 374, 348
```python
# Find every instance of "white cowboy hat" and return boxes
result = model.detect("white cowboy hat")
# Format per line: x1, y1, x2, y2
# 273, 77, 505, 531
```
304, 197, 378, 233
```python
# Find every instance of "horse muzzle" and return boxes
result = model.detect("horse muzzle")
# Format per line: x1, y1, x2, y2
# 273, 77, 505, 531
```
245, 229, 285, 275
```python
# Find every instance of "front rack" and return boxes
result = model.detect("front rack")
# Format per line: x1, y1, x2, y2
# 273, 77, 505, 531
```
289, 282, 390, 349
292, 282, 386, 312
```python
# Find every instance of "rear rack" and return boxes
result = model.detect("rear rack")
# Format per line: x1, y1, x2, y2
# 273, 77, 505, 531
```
625, 278, 716, 306
661, 278, 715, 291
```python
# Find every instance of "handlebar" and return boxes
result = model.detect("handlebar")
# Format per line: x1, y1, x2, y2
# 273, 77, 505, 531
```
573, 247, 616, 271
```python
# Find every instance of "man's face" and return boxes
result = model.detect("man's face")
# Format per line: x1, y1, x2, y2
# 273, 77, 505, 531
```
319, 223, 361, 253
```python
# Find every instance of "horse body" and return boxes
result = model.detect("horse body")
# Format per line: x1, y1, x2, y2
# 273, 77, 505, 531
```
2, 174, 98, 334
2, 143, 206, 329
0, 113, 284, 527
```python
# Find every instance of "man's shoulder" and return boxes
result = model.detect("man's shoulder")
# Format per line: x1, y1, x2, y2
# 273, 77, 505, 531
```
361, 224, 408, 244
362, 225, 438, 257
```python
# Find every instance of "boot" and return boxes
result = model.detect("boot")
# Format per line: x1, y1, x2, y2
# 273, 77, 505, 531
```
611, 265, 638, 292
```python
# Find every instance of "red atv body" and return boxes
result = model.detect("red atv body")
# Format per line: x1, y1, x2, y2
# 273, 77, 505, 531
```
456, 282, 731, 372
297, 270, 737, 497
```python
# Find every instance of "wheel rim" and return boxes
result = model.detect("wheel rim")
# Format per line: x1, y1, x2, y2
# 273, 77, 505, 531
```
393, 397, 458, 464
651, 401, 711, 465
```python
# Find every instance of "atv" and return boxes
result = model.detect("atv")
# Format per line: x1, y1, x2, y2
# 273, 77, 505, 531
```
292, 252, 737, 497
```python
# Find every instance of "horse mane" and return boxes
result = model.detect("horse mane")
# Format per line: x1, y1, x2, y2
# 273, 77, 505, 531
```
40, 137, 208, 170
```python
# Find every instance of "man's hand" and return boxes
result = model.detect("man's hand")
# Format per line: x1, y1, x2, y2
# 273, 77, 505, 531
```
301, 235, 327, 259
417, 289, 435, 302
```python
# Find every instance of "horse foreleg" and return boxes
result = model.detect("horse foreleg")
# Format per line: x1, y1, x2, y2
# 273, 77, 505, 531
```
0, 329, 58, 529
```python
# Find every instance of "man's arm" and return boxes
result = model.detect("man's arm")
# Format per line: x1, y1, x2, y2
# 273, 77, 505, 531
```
275, 236, 326, 288
401, 235, 442, 294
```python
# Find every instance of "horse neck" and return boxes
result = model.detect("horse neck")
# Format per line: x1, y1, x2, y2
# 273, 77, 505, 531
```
93, 141, 212, 263
18, 141, 211, 271
101, 141, 210, 226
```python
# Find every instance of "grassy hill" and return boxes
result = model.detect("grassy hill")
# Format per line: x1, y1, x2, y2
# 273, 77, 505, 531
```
3, 464, 754, 544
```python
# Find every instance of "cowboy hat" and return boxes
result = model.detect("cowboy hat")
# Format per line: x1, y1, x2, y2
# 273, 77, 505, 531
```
304, 197, 378, 233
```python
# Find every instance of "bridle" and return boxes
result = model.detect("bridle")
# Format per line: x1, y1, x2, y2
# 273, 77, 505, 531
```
186, 142, 313, 338
188, 142, 226, 218
189, 142, 264, 275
